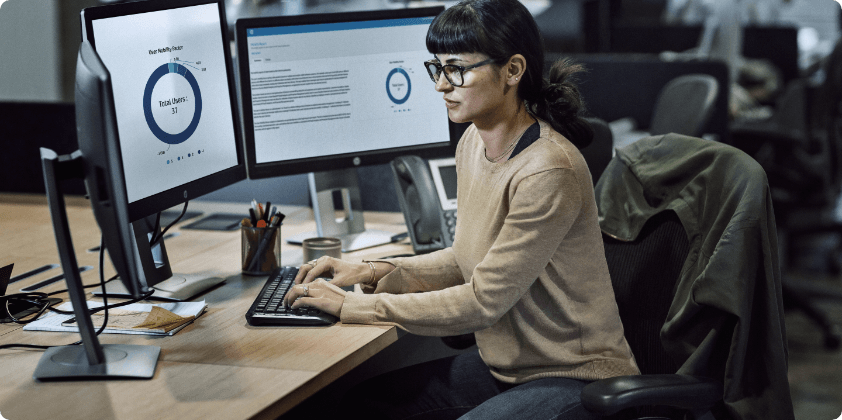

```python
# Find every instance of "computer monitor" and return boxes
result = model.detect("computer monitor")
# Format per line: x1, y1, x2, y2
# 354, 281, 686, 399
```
80, 0, 246, 300
35, 0, 244, 381
236, 7, 454, 252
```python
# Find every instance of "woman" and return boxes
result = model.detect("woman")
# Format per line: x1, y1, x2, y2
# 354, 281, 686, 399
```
283, 0, 639, 418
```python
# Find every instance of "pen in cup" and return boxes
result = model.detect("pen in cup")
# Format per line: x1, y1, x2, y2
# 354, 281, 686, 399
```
246, 213, 282, 272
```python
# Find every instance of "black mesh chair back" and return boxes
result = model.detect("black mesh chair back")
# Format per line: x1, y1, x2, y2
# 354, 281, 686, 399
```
649, 74, 719, 137
603, 210, 689, 376
580, 117, 614, 185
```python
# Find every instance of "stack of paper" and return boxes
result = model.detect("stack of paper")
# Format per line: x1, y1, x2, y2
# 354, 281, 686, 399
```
23, 300, 207, 336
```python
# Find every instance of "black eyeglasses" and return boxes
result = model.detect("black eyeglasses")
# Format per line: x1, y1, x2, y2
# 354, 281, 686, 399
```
424, 58, 496, 87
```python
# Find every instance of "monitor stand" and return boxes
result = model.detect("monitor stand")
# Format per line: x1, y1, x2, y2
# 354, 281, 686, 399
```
36, 148, 159, 381
93, 216, 224, 301
285, 168, 393, 252
93, 273, 224, 302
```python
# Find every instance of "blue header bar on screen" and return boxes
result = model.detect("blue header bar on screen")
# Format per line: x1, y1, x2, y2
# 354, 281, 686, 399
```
246, 17, 435, 37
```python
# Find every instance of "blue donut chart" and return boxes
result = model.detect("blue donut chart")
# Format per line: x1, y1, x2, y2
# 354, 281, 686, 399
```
386, 68, 411, 105
143, 63, 202, 145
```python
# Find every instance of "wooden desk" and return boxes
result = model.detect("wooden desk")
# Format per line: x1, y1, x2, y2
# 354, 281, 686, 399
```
0, 193, 413, 420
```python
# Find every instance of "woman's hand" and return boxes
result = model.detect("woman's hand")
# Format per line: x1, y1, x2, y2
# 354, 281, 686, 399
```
294, 256, 370, 288
283, 278, 346, 316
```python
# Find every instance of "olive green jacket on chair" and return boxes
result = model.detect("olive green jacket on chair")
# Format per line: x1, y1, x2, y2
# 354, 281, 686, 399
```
595, 134, 794, 420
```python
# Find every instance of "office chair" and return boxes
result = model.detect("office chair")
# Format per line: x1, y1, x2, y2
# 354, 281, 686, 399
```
584, 134, 793, 420
730, 38, 842, 350
580, 117, 614, 184
649, 74, 719, 138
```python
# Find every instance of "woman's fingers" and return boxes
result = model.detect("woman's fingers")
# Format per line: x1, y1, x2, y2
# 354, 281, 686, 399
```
285, 279, 345, 316
293, 264, 312, 284
294, 256, 332, 284
283, 283, 309, 308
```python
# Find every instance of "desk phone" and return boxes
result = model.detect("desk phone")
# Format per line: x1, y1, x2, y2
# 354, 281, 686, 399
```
391, 156, 457, 254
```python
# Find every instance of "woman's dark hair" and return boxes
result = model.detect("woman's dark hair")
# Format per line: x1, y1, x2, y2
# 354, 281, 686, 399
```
426, 0, 593, 149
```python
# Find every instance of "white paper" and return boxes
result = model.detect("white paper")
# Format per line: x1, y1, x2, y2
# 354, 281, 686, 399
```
23, 300, 207, 336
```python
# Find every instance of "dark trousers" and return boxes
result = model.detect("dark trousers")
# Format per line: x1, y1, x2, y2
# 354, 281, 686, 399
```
341, 349, 601, 420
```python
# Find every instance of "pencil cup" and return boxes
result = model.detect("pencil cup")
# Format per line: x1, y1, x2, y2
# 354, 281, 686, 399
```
241, 225, 281, 276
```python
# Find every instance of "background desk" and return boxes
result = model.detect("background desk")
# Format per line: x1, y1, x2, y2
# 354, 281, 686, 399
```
0, 193, 420, 420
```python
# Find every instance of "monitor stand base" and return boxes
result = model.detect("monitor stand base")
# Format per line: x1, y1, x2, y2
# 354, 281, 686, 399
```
286, 229, 393, 252
93, 273, 224, 301
34, 344, 160, 381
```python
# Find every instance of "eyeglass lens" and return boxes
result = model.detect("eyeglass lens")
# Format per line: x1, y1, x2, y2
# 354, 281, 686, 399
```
426, 62, 463, 86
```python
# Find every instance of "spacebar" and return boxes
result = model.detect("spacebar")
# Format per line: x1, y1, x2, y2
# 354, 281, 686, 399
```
254, 313, 319, 319
254, 313, 323, 322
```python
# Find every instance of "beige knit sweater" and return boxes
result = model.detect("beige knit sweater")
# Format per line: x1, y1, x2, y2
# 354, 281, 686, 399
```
341, 119, 640, 383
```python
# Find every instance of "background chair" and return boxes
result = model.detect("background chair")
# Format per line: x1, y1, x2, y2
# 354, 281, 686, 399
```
610, 73, 720, 149
649, 74, 719, 137
730, 38, 842, 350
557, 54, 730, 143
585, 135, 793, 420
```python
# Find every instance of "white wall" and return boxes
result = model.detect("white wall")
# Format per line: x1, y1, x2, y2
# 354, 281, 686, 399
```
0, 0, 60, 102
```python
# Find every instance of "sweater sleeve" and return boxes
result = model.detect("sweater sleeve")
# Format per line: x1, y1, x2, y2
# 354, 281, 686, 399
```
360, 247, 464, 294
341, 168, 583, 336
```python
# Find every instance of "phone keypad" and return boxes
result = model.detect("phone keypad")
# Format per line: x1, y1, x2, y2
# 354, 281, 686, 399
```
444, 210, 457, 244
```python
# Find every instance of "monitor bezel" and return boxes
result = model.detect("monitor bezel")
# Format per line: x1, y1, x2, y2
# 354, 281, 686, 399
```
81, 0, 246, 222
236, 6, 456, 180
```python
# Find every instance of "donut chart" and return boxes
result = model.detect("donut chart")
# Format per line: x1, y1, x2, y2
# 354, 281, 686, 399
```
143, 63, 203, 145
386, 68, 411, 105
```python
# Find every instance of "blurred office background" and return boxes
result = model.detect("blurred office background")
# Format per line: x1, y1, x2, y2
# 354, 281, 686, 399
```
2, 0, 842, 418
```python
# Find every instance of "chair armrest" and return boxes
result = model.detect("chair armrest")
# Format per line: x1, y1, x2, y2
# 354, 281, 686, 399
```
580, 374, 723, 415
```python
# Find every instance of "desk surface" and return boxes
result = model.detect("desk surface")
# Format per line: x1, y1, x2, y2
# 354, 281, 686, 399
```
0, 193, 412, 420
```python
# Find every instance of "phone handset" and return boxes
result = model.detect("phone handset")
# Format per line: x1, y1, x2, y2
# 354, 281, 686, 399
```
391, 155, 448, 254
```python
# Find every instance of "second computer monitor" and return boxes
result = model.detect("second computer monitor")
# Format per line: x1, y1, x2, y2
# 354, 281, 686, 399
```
238, 7, 453, 251
83, 0, 244, 222
79, 0, 246, 299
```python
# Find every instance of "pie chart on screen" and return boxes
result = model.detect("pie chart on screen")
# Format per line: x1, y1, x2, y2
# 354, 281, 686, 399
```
143, 62, 203, 145
386, 67, 411, 105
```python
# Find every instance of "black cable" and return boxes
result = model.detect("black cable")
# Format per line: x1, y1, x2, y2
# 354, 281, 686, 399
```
2, 293, 52, 324
45, 275, 118, 297
149, 211, 162, 246
0, 236, 152, 351
91, 236, 110, 339
150, 201, 188, 246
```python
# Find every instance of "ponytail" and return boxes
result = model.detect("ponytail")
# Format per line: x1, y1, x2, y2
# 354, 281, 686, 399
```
528, 59, 593, 149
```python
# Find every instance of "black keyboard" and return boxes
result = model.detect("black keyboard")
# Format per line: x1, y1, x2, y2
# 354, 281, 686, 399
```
245, 266, 339, 326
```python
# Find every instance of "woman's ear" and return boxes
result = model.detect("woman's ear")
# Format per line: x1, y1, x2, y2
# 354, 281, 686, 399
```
506, 54, 527, 85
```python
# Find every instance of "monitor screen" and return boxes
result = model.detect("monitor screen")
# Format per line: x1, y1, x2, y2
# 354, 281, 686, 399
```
238, 7, 452, 179
83, 0, 244, 222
